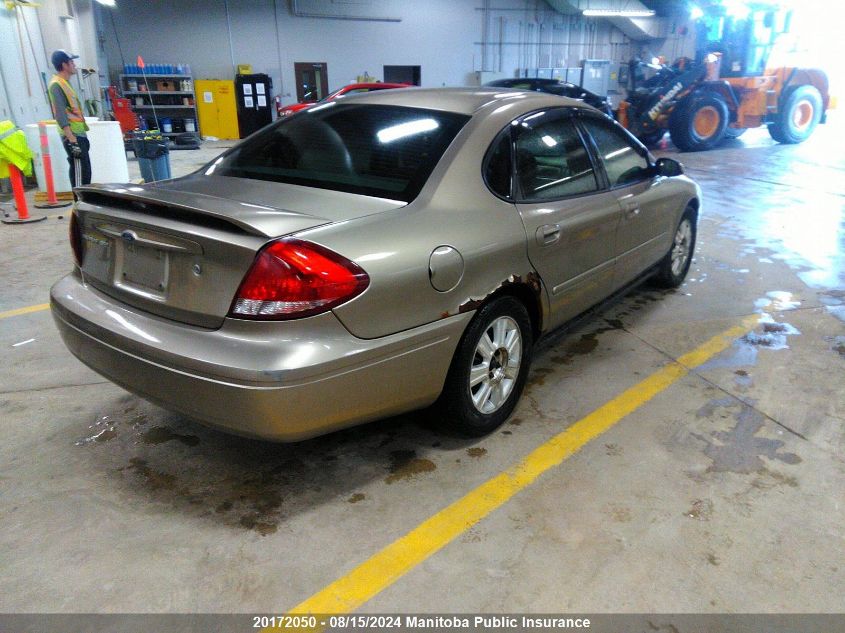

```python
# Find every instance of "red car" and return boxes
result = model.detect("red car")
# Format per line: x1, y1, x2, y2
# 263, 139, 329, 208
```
276, 82, 412, 117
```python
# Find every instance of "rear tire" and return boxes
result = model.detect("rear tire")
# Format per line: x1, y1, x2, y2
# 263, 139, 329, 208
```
669, 93, 729, 151
768, 85, 822, 144
652, 206, 696, 288
436, 297, 533, 436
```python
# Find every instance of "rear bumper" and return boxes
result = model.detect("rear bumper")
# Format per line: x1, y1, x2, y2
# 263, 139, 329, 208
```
51, 274, 471, 441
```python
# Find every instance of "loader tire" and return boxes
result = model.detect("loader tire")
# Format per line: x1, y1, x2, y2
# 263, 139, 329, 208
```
669, 93, 728, 152
768, 85, 822, 144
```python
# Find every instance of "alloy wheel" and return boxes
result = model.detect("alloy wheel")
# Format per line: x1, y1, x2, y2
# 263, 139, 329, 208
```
671, 218, 693, 277
468, 316, 522, 414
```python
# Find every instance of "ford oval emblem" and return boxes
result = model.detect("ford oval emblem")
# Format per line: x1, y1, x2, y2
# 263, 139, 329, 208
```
121, 230, 137, 243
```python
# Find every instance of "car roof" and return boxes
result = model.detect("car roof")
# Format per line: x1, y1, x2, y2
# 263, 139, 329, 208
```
338, 86, 590, 115
487, 77, 564, 86
338, 82, 410, 90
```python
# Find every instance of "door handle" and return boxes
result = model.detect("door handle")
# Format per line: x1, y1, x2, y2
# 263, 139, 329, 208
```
536, 224, 561, 246
623, 200, 640, 218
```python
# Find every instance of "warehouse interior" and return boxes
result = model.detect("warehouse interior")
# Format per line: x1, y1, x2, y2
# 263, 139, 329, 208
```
0, 0, 843, 628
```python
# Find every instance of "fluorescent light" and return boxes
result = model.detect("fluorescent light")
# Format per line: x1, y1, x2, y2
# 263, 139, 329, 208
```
723, 1, 750, 19
690, 5, 704, 19
95, 0, 116, 6
583, 9, 655, 17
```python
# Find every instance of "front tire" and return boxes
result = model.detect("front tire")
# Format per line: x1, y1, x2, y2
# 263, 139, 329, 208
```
669, 93, 729, 151
653, 206, 696, 288
437, 297, 533, 436
768, 85, 822, 144
723, 126, 747, 140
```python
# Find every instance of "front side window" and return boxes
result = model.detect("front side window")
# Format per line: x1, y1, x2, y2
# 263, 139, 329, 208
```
513, 112, 599, 202
208, 104, 469, 202
580, 118, 651, 188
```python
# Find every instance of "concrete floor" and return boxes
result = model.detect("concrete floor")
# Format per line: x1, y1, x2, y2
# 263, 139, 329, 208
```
0, 119, 843, 616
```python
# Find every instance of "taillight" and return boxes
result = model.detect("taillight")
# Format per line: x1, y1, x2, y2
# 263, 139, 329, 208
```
69, 210, 84, 266
229, 238, 369, 320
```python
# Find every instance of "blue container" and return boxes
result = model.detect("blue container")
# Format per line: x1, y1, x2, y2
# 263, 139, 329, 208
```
132, 134, 171, 182
137, 153, 171, 182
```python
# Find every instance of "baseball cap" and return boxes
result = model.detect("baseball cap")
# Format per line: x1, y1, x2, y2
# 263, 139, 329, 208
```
51, 49, 79, 71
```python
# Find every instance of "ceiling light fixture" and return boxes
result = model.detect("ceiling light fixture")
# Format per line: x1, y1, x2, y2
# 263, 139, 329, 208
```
582, 8, 656, 17
94, 0, 116, 6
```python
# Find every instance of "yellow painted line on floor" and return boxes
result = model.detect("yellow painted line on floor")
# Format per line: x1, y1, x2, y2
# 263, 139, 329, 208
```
0, 303, 50, 320
279, 314, 759, 624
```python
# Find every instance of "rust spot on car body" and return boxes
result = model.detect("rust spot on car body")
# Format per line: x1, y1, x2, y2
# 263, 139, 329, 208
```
457, 272, 542, 315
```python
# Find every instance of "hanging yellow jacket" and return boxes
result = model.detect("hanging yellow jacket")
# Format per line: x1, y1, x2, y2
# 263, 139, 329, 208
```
0, 120, 34, 178
48, 75, 89, 135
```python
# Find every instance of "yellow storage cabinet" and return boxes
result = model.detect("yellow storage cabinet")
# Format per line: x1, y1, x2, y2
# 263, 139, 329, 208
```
195, 80, 240, 140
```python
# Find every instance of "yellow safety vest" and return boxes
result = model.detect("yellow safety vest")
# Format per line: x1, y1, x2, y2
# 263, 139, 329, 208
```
0, 120, 34, 178
48, 75, 89, 135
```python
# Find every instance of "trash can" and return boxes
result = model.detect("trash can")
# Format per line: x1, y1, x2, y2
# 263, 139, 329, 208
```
132, 131, 171, 182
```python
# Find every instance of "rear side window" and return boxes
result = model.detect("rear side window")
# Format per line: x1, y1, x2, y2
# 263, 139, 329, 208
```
580, 118, 651, 188
484, 131, 512, 198
208, 104, 470, 202
514, 114, 599, 201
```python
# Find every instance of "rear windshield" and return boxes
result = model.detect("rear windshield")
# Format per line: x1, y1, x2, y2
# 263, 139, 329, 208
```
206, 104, 470, 202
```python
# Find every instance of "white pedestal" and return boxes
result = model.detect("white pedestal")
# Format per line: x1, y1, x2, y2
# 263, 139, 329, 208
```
24, 120, 130, 192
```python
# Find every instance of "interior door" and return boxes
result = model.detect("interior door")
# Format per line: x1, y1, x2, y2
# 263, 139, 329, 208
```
383, 65, 421, 85
294, 62, 328, 102
512, 109, 620, 329
578, 114, 676, 289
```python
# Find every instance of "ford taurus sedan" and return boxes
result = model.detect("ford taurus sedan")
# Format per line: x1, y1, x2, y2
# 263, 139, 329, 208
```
51, 88, 699, 442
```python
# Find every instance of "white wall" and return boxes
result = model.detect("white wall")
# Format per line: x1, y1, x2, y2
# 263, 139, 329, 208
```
95, 0, 650, 107
3, 0, 698, 123
0, 4, 54, 125
0, 0, 100, 127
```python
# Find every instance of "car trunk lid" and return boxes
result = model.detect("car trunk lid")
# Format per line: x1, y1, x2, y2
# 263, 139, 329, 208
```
73, 180, 405, 328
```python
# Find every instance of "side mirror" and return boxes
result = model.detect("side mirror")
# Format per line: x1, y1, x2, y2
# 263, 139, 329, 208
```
655, 157, 684, 177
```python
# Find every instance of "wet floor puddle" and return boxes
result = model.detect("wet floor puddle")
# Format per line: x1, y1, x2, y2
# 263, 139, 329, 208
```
385, 450, 437, 484
71, 395, 449, 536
692, 399, 801, 473
712, 195, 845, 291
141, 426, 200, 447
820, 290, 845, 324
699, 311, 800, 371
527, 315, 631, 388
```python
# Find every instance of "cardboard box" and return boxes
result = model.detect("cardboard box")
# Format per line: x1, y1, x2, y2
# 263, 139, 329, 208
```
155, 80, 176, 92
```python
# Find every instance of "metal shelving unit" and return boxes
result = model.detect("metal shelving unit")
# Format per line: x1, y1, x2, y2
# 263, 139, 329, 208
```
120, 73, 198, 137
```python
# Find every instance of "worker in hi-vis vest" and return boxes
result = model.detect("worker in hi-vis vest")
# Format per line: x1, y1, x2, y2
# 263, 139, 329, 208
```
48, 49, 91, 186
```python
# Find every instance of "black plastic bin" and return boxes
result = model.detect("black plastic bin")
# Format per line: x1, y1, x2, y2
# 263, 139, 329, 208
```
132, 131, 172, 182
